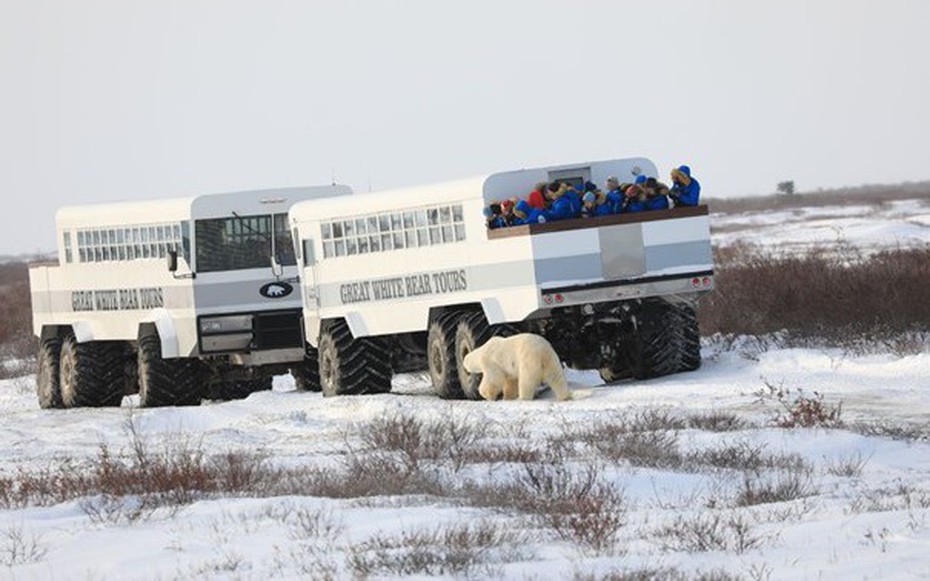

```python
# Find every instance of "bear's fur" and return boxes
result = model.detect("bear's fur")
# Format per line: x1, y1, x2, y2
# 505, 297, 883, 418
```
462, 333, 572, 401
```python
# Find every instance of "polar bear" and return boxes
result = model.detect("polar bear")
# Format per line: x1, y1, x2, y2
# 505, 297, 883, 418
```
462, 333, 572, 401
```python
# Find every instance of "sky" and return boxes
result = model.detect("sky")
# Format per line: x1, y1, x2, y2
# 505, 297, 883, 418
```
1, 0, 928, 256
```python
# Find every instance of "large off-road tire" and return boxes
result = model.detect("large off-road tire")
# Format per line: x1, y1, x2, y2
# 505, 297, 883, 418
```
629, 301, 682, 380
212, 376, 273, 400
675, 304, 702, 372
291, 346, 321, 392
137, 334, 204, 407
318, 320, 391, 397
59, 336, 125, 408
36, 337, 64, 409
428, 312, 464, 399
454, 312, 489, 400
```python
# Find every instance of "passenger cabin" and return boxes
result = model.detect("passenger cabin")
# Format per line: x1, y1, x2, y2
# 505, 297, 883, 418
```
289, 158, 712, 344
31, 185, 351, 359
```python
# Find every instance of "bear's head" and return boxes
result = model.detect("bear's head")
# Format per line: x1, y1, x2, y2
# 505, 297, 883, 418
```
462, 349, 480, 374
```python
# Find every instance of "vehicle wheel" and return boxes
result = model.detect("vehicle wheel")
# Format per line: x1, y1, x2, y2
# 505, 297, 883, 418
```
428, 311, 463, 399
59, 336, 125, 408
291, 345, 321, 392
629, 301, 681, 380
455, 311, 493, 400
36, 337, 64, 409
318, 320, 391, 397
675, 304, 702, 372
137, 334, 204, 407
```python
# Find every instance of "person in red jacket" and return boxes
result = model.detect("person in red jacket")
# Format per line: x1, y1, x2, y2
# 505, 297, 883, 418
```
526, 182, 549, 210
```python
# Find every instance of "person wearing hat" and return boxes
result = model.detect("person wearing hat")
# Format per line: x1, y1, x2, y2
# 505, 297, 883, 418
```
581, 190, 612, 218
526, 182, 549, 210
580, 191, 598, 218
604, 176, 625, 214
543, 181, 580, 221
643, 177, 671, 210
621, 184, 648, 213
483, 202, 503, 229
512, 199, 547, 225
669, 165, 701, 207
497, 198, 517, 227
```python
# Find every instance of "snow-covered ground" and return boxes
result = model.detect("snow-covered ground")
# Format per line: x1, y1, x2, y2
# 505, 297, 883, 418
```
1, 348, 929, 580
1, 200, 929, 580
711, 199, 930, 254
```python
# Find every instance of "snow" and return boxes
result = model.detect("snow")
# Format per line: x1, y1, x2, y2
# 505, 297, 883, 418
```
1, 347, 929, 579
2, 201, 930, 579
712, 199, 930, 254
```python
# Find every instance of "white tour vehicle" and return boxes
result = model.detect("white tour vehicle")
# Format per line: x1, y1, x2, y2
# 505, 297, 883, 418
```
288, 157, 714, 399
29, 185, 350, 408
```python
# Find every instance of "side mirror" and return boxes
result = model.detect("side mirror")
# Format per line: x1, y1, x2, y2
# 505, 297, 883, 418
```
167, 249, 195, 279
271, 254, 284, 278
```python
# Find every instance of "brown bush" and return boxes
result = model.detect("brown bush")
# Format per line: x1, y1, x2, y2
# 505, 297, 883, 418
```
0, 273, 33, 360
700, 245, 930, 341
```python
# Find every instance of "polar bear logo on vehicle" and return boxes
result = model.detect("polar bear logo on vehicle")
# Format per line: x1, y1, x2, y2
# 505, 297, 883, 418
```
260, 282, 294, 299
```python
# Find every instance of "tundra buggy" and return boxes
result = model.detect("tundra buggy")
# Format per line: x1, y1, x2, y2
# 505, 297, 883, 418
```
288, 157, 713, 398
29, 185, 350, 408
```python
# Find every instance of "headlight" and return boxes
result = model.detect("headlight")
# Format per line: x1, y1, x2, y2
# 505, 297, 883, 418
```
199, 315, 253, 334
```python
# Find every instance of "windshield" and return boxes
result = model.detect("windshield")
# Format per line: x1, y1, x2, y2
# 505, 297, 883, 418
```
195, 213, 295, 273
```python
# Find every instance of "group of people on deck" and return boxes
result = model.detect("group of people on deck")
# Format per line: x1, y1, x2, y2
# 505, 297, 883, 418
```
484, 165, 701, 229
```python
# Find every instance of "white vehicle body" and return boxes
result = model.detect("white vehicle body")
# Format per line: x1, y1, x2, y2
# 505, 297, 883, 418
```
289, 158, 713, 399
29, 185, 351, 408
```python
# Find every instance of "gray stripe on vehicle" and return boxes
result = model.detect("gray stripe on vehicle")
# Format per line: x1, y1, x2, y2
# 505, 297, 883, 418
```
193, 282, 303, 310
644, 242, 713, 272
533, 253, 603, 284
310, 244, 710, 310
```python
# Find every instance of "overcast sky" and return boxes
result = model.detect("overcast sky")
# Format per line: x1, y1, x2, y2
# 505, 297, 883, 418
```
1, 0, 928, 255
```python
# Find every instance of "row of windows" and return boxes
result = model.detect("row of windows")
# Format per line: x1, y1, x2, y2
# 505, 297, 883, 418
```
320, 204, 466, 258
66, 223, 187, 264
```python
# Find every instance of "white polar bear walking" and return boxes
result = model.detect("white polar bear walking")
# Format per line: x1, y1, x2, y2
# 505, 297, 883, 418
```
462, 333, 572, 401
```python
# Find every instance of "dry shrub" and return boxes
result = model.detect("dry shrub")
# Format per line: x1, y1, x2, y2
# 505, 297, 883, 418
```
1, 524, 48, 567
0, 413, 284, 516
686, 411, 750, 432
461, 442, 542, 467
824, 452, 869, 478
848, 482, 930, 513
346, 520, 530, 578
755, 382, 843, 428
575, 410, 684, 469
700, 244, 930, 343
652, 512, 764, 554
688, 441, 809, 474
461, 459, 627, 554
846, 421, 929, 442
0, 262, 33, 361
574, 567, 743, 581
356, 411, 480, 472
734, 469, 817, 507
517, 462, 626, 552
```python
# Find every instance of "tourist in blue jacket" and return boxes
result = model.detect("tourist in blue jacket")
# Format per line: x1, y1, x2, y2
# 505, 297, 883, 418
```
512, 199, 547, 225
643, 177, 671, 210
621, 184, 648, 213
544, 182, 579, 221
604, 176, 625, 214
670, 165, 701, 207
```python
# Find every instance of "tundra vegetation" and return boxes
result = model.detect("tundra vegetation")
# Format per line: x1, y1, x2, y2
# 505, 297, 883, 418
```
0, 185, 928, 578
